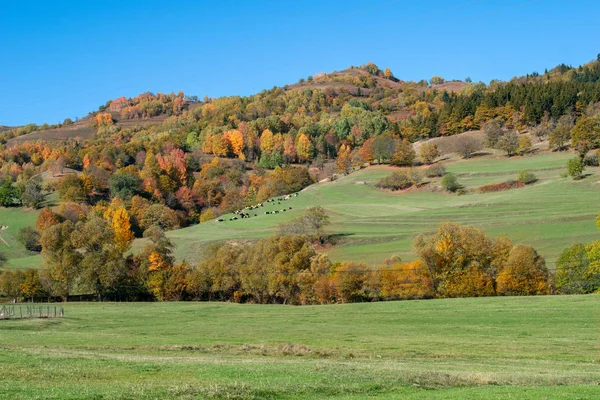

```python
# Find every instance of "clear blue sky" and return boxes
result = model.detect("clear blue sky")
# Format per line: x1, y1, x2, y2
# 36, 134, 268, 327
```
1, 0, 598, 126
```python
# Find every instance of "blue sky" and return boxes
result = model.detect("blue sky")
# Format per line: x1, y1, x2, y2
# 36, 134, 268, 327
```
0, 0, 598, 126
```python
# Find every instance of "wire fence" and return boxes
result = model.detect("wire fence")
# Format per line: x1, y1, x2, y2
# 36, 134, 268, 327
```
0, 305, 64, 320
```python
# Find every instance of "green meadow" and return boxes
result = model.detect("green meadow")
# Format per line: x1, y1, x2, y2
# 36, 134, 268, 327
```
0, 295, 598, 399
0, 207, 42, 269
168, 150, 600, 269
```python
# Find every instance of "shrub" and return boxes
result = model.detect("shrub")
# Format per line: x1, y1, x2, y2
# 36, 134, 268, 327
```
584, 154, 599, 167
478, 180, 524, 193
567, 157, 585, 180
376, 170, 422, 191
425, 163, 446, 178
517, 170, 537, 185
441, 173, 460, 192
17, 227, 41, 252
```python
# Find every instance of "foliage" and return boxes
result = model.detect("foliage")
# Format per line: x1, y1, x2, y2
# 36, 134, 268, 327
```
555, 243, 599, 294
376, 169, 422, 191
419, 142, 439, 164
440, 173, 460, 192
452, 135, 482, 158
496, 245, 550, 296
21, 177, 45, 208
496, 132, 520, 156
425, 163, 446, 177
517, 170, 537, 184
391, 139, 416, 166
477, 180, 524, 193
0, 180, 21, 207
17, 226, 41, 252
567, 157, 585, 179
278, 206, 330, 243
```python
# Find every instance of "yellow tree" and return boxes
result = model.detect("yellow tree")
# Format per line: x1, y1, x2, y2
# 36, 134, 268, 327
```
211, 135, 231, 157
225, 129, 245, 160
112, 207, 134, 253
296, 133, 313, 163
260, 129, 275, 153
336, 144, 352, 174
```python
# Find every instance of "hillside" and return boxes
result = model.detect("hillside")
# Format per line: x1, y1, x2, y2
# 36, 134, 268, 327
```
164, 147, 599, 269
1, 57, 600, 302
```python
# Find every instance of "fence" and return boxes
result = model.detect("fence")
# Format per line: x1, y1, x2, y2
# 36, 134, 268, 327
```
0, 305, 64, 320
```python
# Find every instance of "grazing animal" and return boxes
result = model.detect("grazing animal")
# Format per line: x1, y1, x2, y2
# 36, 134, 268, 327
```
288, 207, 292, 210
217, 219, 224, 222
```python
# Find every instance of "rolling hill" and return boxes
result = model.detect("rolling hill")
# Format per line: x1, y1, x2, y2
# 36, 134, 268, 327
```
161, 145, 599, 270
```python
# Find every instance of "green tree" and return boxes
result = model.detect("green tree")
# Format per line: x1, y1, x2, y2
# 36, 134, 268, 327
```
279, 206, 330, 243
21, 177, 45, 208
567, 157, 585, 180
17, 227, 41, 252
109, 172, 141, 200
441, 173, 461, 192
555, 244, 598, 294
0, 180, 21, 207
372, 135, 395, 164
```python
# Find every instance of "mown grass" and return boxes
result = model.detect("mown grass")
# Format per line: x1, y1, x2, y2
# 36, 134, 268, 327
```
169, 150, 599, 268
0, 295, 599, 399
0, 207, 42, 270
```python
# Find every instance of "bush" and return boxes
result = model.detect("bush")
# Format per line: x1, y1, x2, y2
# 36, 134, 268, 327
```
441, 173, 461, 192
517, 170, 537, 185
567, 157, 585, 180
425, 163, 446, 178
478, 180, 524, 193
17, 227, 41, 252
376, 170, 422, 191
584, 154, 599, 167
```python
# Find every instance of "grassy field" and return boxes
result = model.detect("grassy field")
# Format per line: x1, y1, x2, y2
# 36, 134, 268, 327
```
0, 295, 598, 399
168, 150, 600, 269
0, 207, 42, 269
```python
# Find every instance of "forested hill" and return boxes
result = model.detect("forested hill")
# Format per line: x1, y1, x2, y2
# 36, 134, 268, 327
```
0, 58, 599, 231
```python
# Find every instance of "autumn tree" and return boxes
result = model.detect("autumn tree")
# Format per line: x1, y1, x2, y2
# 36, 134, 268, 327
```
40, 221, 80, 300
296, 133, 313, 163
453, 135, 482, 158
414, 222, 512, 298
335, 144, 352, 174
359, 137, 375, 163
419, 142, 439, 164
517, 135, 532, 155
379, 260, 434, 300
571, 116, 600, 155
496, 245, 550, 296
332, 262, 369, 303
36, 207, 61, 232
297, 254, 334, 304
225, 129, 245, 160
391, 139, 416, 166
549, 119, 572, 151
112, 207, 134, 253
496, 132, 520, 156
483, 120, 503, 148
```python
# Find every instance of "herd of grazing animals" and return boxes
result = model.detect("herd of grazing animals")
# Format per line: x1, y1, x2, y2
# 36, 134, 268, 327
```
216, 193, 299, 222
